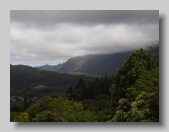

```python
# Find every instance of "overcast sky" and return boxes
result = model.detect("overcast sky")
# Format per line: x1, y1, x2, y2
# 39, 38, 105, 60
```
10, 10, 159, 67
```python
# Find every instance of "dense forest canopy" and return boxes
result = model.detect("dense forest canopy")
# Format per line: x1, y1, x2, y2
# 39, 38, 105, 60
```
10, 43, 159, 122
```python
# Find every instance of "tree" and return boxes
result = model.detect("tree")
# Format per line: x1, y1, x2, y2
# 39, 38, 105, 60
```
13, 112, 29, 122
147, 41, 159, 52
73, 78, 86, 100
127, 92, 152, 122
110, 48, 158, 119
25, 96, 97, 122
66, 86, 74, 100
147, 41, 159, 65
129, 68, 159, 121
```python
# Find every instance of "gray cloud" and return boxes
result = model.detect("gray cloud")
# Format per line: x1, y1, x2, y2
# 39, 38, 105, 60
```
10, 10, 159, 28
10, 10, 159, 66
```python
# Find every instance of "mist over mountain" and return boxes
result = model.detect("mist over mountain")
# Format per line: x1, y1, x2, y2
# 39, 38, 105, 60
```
39, 63, 64, 71
38, 52, 132, 75
59, 52, 132, 75
38, 50, 157, 75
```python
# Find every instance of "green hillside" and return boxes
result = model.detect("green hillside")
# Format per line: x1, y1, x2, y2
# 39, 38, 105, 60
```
10, 65, 98, 97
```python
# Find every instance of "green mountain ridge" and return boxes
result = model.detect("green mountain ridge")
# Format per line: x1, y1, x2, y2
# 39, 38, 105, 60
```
59, 52, 133, 74
39, 63, 64, 71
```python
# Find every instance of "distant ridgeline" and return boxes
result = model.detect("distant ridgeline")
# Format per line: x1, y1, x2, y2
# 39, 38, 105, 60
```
39, 63, 64, 71
39, 51, 134, 75
10, 64, 97, 97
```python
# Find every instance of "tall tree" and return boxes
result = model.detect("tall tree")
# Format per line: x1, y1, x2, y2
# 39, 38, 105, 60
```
66, 86, 74, 100
73, 78, 86, 100
147, 41, 159, 65
110, 48, 158, 117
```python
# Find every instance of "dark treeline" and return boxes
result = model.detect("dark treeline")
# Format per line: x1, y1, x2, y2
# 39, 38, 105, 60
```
66, 75, 112, 101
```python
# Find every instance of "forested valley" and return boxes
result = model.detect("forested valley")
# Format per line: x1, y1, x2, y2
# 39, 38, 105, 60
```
10, 44, 159, 122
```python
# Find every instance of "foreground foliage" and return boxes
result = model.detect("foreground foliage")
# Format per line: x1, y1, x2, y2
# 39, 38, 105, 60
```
12, 96, 112, 122
110, 48, 159, 122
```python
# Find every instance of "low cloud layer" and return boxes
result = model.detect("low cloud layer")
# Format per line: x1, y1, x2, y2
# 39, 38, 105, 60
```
10, 10, 159, 66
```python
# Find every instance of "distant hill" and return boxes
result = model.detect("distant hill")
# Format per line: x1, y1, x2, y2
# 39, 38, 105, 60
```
10, 65, 98, 97
39, 63, 64, 71
59, 52, 133, 75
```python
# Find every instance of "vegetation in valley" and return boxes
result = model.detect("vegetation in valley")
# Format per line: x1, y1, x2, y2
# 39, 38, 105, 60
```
10, 43, 159, 122
10, 65, 97, 97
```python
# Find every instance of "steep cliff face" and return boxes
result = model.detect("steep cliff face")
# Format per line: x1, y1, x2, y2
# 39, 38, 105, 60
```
59, 52, 132, 74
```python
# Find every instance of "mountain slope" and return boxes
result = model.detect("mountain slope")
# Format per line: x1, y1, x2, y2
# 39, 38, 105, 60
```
10, 65, 98, 97
59, 52, 132, 75
39, 63, 64, 71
